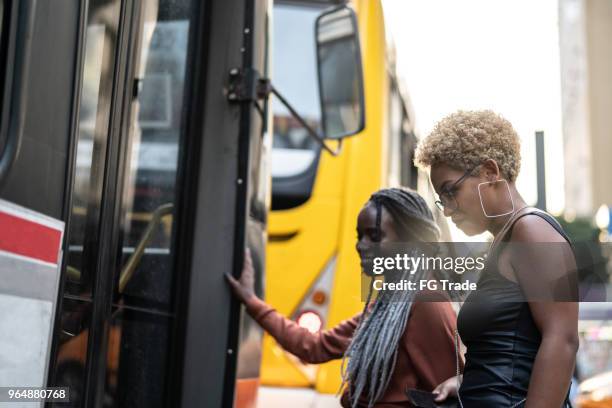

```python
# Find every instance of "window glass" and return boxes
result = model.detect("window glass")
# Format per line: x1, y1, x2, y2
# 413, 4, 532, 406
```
317, 11, 363, 138
271, 3, 323, 179
51, 297, 93, 407
104, 0, 193, 405
65, 0, 121, 298
387, 86, 403, 187
0, 1, 6, 154
51, 0, 122, 400
400, 121, 419, 189
387, 84, 418, 189
0, 2, 3, 49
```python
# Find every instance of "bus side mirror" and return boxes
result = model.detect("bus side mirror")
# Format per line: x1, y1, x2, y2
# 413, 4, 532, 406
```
315, 6, 365, 140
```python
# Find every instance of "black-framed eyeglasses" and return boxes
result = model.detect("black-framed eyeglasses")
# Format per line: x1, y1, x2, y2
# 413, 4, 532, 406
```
435, 166, 478, 212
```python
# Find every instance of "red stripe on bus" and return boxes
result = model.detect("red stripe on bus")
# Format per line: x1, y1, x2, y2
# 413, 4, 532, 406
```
0, 211, 62, 264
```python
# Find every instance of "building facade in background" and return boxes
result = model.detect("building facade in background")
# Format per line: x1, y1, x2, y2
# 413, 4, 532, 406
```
559, 0, 612, 217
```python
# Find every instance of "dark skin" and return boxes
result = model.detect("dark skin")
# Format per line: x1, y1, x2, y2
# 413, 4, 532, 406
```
356, 202, 400, 275
430, 159, 579, 407
227, 202, 400, 303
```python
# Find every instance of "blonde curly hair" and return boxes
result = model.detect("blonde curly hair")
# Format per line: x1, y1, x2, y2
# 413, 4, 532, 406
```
415, 110, 521, 181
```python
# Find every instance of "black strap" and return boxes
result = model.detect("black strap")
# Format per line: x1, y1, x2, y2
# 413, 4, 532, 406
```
503, 210, 573, 247
488, 208, 574, 269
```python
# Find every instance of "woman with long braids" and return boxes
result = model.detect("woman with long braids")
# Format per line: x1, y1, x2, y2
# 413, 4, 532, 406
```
416, 110, 578, 407
226, 188, 459, 407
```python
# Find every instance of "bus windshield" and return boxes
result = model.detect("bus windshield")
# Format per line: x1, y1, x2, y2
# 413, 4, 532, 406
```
271, 3, 322, 180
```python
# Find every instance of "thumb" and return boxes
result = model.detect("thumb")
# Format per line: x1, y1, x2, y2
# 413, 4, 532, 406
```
225, 272, 239, 288
433, 387, 447, 402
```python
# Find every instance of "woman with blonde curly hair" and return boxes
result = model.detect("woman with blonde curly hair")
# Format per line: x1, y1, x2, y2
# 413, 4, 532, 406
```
416, 110, 578, 407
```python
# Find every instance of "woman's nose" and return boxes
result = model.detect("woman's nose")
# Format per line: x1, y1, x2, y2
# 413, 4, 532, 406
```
356, 241, 364, 253
356, 239, 368, 253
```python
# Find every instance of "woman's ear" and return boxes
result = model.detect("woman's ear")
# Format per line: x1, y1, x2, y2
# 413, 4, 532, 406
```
480, 159, 501, 181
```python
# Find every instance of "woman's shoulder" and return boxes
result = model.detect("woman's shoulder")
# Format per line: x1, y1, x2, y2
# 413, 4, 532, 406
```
510, 211, 568, 244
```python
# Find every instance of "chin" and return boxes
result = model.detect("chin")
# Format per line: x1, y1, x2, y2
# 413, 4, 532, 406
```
361, 262, 375, 277
362, 270, 376, 278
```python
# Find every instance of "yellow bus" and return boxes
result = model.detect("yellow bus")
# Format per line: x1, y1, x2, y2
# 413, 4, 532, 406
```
262, 0, 444, 398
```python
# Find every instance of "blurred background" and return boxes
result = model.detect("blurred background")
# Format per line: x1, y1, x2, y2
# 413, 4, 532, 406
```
261, 0, 612, 407
382, 4, 612, 404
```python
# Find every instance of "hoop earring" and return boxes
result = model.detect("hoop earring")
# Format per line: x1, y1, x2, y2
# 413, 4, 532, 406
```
477, 179, 515, 218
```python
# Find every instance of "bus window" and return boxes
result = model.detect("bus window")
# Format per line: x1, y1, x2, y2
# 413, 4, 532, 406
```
104, 0, 193, 405
387, 86, 403, 187
51, 1, 122, 401
0, 0, 7, 161
65, 2, 121, 298
271, 3, 325, 210
388, 84, 418, 189
400, 120, 419, 189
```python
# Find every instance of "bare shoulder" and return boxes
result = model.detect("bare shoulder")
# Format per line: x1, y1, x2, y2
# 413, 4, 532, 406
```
510, 213, 567, 244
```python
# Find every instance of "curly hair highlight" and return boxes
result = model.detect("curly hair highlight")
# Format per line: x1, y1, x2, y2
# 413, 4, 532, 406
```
415, 110, 521, 181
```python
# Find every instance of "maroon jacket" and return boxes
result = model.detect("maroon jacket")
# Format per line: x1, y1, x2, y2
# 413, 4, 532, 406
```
245, 293, 460, 407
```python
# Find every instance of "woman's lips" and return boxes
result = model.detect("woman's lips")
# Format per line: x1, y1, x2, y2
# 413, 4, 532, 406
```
360, 255, 373, 267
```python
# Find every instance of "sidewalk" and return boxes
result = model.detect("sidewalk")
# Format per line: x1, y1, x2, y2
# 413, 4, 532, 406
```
257, 386, 340, 408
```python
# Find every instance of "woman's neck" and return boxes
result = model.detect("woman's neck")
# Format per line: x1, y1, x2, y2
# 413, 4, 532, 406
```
488, 184, 528, 237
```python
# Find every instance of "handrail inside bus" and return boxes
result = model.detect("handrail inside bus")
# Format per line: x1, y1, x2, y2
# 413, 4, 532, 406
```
0, 1, 37, 189
63, 204, 174, 288
118, 203, 174, 293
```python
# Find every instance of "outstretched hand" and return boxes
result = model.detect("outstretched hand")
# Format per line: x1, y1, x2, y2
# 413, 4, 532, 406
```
225, 248, 256, 304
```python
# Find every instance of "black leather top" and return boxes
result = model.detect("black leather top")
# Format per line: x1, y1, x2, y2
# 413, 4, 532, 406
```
456, 210, 573, 407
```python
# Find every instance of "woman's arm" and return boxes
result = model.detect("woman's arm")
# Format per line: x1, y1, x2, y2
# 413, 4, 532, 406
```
509, 216, 579, 408
523, 302, 578, 407
243, 295, 358, 363
226, 249, 359, 363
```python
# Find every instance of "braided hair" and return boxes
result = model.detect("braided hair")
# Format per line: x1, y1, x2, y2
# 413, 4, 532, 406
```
369, 188, 440, 242
340, 187, 440, 408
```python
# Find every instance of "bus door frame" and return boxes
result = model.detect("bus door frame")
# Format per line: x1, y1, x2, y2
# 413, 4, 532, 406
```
179, 0, 270, 406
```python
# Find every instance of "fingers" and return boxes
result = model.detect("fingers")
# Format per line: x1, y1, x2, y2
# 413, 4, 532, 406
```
432, 384, 448, 402
225, 272, 239, 289
226, 248, 257, 304
243, 248, 253, 271
433, 388, 447, 402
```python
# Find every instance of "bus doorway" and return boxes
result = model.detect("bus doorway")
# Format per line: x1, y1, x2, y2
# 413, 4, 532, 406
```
0, 0, 272, 406
0, 0, 364, 406
49, 1, 196, 406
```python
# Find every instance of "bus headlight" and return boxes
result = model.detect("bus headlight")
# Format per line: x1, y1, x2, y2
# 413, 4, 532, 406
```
296, 310, 323, 333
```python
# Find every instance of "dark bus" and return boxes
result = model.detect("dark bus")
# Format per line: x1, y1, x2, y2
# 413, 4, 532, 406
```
0, 0, 364, 407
